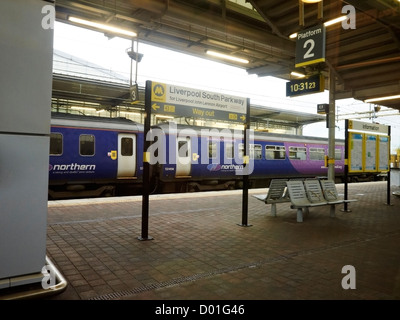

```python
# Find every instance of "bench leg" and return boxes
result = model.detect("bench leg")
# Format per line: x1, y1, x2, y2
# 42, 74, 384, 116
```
271, 203, 277, 217
330, 205, 336, 218
297, 208, 303, 222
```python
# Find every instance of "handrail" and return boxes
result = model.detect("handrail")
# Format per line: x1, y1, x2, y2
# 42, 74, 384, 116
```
0, 256, 67, 300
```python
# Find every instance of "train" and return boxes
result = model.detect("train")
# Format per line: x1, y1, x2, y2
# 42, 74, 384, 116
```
48, 112, 383, 199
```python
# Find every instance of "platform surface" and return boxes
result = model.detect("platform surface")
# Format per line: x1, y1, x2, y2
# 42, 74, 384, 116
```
41, 181, 400, 301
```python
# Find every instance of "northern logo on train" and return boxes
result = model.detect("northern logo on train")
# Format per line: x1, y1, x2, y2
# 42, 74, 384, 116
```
207, 163, 221, 172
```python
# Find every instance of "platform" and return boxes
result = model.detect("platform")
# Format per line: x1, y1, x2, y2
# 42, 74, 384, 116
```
4, 181, 397, 305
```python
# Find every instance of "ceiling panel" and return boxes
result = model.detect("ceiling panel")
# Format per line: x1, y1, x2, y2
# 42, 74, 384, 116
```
54, 0, 400, 111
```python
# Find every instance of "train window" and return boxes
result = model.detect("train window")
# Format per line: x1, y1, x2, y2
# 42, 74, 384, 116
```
121, 137, 133, 156
208, 141, 217, 159
335, 148, 342, 160
289, 146, 306, 160
265, 145, 286, 160
225, 142, 234, 159
238, 143, 244, 159
250, 144, 262, 160
80, 134, 95, 156
178, 140, 188, 157
50, 133, 63, 156
309, 148, 325, 161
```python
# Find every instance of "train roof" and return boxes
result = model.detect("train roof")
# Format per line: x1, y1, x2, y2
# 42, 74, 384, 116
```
51, 112, 144, 132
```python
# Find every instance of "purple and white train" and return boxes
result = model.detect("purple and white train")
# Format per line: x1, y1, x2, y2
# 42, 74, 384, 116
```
48, 113, 380, 199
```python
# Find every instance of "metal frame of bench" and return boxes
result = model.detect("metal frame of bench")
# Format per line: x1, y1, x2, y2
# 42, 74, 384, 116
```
252, 179, 290, 216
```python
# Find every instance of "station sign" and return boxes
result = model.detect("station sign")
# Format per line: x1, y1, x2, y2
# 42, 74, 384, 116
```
317, 103, 329, 114
130, 83, 139, 103
286, 74, 324, 97
348, 119, 389, 135
150, 82, 247, 123
295, 24, 326, 68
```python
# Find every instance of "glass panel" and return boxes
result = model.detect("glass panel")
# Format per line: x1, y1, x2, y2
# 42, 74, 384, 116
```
225, 142, 234, 159
80, 134, 95, 156
250, 144, 262, 160
289, 146, 306, 160
265, 145, 286, 160
50, 133, 63, 155
309, 147, 325, 160
335, 148, 342, 160
208, 141, 217, 159
121, 137, 133, 156
178, 140, 188, 157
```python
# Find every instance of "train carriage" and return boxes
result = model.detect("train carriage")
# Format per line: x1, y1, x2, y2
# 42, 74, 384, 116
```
48, 113, 144, 198
47, 113, 380, 199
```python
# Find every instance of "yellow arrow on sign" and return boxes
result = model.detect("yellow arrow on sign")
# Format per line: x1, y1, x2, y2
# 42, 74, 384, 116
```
240, 115, 246, 121
152, 103, 160, 111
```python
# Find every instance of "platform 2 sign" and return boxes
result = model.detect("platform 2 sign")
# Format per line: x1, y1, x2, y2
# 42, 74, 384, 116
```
286, 74, 324, 97
150, 82, 247, 123
295, 24, 326, 68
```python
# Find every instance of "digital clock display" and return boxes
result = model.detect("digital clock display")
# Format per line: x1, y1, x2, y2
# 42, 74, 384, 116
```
286, 74, 324, 97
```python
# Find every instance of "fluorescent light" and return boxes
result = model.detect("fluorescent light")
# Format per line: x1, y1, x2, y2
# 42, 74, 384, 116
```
364, 94, 400, 103
289, 16, 347, 39
71, 106, 96, 111
155, 115, 174, 119
290, 71, 306, 78
206, 39, 239, 50
206, 50, 249, 64
68, 16, 137, 38
324, 16, 347, 27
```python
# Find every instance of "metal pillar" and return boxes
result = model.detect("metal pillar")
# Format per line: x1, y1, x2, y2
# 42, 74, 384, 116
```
328, 68, 336, 181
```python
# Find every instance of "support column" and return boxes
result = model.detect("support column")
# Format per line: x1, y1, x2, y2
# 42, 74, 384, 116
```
328, 68, 336, 180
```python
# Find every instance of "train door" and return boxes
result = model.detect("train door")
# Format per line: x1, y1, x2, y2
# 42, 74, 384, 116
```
176, 136, 191, 176
117, 133, 136, 178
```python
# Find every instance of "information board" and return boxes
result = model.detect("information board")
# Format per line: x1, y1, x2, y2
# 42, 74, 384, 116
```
347, 120, 390, 173
150, 82, 247, 123
379, 136, 390, 172
365, 134, 377, 172
349, 132, 363, 172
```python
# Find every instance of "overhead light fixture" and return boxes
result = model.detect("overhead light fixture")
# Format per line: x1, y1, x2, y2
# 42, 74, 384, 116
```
301, 0, 322, 3
205, 39, 239, 50
323, 15, 347, 27
68, 16, 137, 38
71, 106, 96, 112
206, 50, 249, 64
155, 115, 174, 119
289, 15, 347, 38
364, 94, 400, 103
290, 71, 306, 78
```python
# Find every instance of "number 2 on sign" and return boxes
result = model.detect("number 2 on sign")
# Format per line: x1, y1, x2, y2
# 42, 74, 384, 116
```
303, 39, 315, 59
